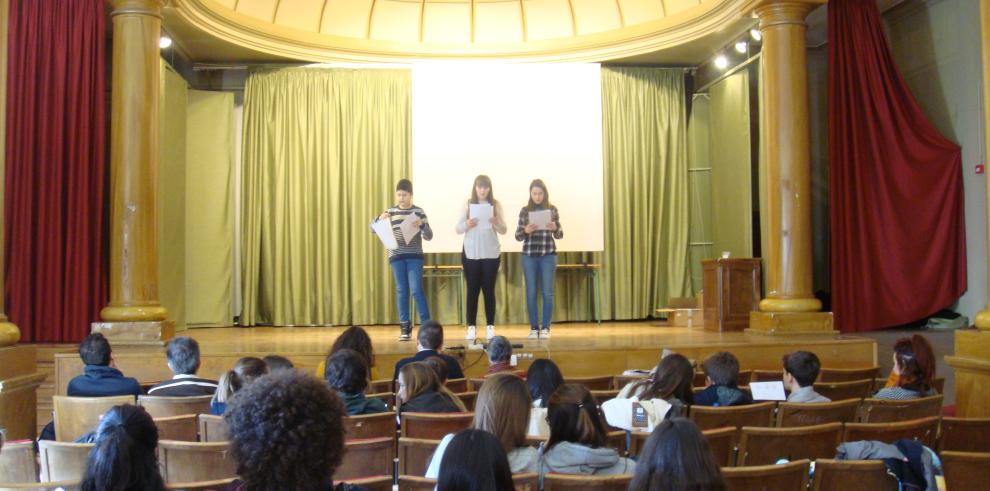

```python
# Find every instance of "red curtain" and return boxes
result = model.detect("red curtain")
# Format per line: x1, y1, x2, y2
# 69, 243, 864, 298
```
828, 0, 966, 332
5, 0, 107, 342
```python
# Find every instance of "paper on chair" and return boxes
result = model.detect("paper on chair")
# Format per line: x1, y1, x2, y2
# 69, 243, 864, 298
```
469, 203, 493, 230
372, 219, 398, 250
529, 209, 552, 230
749, 381, 787, 401
398, 212, 421, 244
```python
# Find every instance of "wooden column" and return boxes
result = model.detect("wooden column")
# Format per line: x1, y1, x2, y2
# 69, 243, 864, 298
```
746, 0, 834, 335
93, 0, 173, 345
0, 0, 16, 347
945, 0, 990, 417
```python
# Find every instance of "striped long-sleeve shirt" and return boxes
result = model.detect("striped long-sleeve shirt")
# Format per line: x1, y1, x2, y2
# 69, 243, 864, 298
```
372, 205, 433, 262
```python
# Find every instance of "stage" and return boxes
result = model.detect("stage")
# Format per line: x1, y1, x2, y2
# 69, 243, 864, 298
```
52, 321, 877, 395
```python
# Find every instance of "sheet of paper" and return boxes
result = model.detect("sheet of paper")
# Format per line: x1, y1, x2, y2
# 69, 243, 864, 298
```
398, 212, 421, 245
469, 203, 493, 230
749, 381, 787, 401
372, 219, 398, 250
529, 209, 552, 230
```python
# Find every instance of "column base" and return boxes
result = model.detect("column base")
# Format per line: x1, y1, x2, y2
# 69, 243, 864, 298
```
91, 320, 174, 347
746, 311, 836, 335
0, 321, 20, 346
0, 345, 47, 440
945, 329, 990, 417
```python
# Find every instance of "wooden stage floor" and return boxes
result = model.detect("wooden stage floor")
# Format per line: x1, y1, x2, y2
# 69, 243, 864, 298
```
53, 322, 878, 394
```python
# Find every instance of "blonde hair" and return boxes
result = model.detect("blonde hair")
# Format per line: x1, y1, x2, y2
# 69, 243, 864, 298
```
473, 374, 530, 453
213, 357, 268, 405
400, 362, 467, 412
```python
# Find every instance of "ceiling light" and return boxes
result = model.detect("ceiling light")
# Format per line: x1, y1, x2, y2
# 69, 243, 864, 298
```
159, 36, 172, 49
714, 55, 729, 70
750, 29, 762, 42
735, 41, 748, 54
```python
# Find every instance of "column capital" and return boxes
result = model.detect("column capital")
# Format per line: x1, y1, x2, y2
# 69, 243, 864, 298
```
110, 0, 165, 18
749, 0, 823, 27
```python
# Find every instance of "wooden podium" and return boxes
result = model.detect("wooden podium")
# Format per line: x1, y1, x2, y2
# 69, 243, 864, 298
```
702, 258, 761, 332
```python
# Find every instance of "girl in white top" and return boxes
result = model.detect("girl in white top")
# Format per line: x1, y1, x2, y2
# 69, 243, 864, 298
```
455, 175, 507, 341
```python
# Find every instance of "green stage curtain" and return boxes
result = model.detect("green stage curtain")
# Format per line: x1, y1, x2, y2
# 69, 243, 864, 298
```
708, 72, 753, 259
159, 62, 187, 330
240, 67, 690, 326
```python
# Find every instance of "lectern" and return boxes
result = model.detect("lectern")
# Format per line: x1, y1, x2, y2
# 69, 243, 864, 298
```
702, 258, 761, 332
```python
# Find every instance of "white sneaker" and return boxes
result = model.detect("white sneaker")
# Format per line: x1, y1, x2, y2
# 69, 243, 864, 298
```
540, 328, 550, 339
486, 325, 496, 340
466, 326, 476, 340
528, 330, 539, 339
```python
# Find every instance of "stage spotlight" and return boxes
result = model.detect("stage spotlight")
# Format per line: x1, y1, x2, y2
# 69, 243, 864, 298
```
735, 41, 748, 54
750, 28, 762, 42
714, 55, 729, 70
159, 36, 172, 49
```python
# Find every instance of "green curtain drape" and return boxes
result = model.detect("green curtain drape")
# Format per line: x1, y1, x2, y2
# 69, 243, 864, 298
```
159, 62, 187, 330
709, 72, 753, 259
239, 66, 690, 326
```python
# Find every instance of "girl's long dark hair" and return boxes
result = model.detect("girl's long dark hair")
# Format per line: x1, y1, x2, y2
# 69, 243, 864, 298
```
628, 418, 726, 491
546, 384, 608, 449
526, 179, 551, 210
631, 353, 695, 404
437, 429, 514, 491
81, 405, 166, 491
894, 334, 936, 393
526, 358, 563, 408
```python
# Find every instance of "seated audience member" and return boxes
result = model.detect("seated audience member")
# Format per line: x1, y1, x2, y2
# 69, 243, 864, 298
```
540, 384, 635, 477
68, 332, 142, 397
783, 351, 830, 403
263, 355, 294, 372
148, 336, 219, 396
324, 348, 387, 415
874, 334, 937, 400
393, 320, 465, 381
427, 373, 539, 477
397, 362, 466, 413
81, 405, 166, 491
617, 353, 694, 417
224, 371, 361, 491
436, 429, 515, 491
317, 325, 377, 380
486, 335, 514, 375
694, 352, 752, 407
423, 355, 450, 385
527, 358, 564, 408
211, 357, 268, 415
627, 417, 726, 491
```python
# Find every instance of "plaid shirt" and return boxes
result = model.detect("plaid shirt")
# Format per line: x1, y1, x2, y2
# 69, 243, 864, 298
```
515, 205, 563, 256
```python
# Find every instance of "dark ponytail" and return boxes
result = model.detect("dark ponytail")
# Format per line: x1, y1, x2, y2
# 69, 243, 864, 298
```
81, 405, 165, 491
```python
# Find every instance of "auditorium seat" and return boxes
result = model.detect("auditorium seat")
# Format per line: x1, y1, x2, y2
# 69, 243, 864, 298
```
37, 441, 92, 482
939, 451, 990, 491
693, 371, 707, 387
736, 422, 842, 466
0, 440, 37, 483
812, 379, 873, 401
335, 437, 395, 481
455, 391, 478, 411
692, 370, 751, 388
154, 414, 199, 441
366, 391, 396, 409
590, 389, 619, 403
932, 376, 944, 394
776, 398, 861, 427
938, 417, 990, 452
750, 370, 782, 383
720, 459, 810, 491
197, 414, 229, 442
343, 411, 396, 440
400, 412, 472, 439
612, 374, 647, 390
810, 459, 898, 491
841, 416, 939, 448
688, 401, 776, 436
0, 482, 81, 490
345, 475, 393, 491
53, 394, 136, 442
158, 441, 237, 483
397, 475, 438, 491
565, 375, 614, 391
398, 437, 441, 475
543, 473, 633, 490
817, 367, 879, 383
138, 395, 213, 418
858, 395, 943, 423
164, 478, 237, 491
368, 379, 393, 394
627, 425, 735, 464
513, 472, 539, 491
445, 378, 468, 393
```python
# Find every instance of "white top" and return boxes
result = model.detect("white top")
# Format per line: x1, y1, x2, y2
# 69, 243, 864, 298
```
455, 200, 507, 259
425, 432, 540, 478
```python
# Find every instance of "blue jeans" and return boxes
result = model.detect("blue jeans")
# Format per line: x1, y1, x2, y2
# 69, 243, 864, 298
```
390, 258, 430, 324
522, 254, 557, 330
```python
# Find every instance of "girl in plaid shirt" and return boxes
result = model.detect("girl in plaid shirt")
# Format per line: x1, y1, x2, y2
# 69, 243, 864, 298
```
515, 179, 563, 339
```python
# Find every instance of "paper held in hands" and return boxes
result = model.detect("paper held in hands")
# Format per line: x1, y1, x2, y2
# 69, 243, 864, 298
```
749, 381, 787, 401
372, 219, 398, 250
398, 212, 421, 245
528, 209, 552, 230
469, 203, 493, 230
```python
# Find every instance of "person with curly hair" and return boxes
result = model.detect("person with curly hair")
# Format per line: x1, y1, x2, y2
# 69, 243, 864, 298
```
81, 405, 166, 491
223, 370, 358, 491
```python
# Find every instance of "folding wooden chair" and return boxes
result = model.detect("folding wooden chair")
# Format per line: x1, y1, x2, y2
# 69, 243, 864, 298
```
720, 459, 810, 491
397, 437, 441, 476
818, 367, 879, 383
841, 416, 940, 448
343, 411, 396, 440
688, 401, 776, 441
750, 370, 782, 383
0, 482, 81, 490
858, 395, 942, 423
612, 374, 647, 390
736, 423, 842, 466
155, 414, 199, 441
565, 375, 615, 391
931, 376, 944, 394
513, 472, 539, 491
158, 441, 237, 483
53, 394, 136, 442
940, 451, 990, 491
397, 475, 437, 491
938, 417, 990, 452
368, 379, 393, 394
138, 395, 213, 419
336, 437, 395, 481
704, 426, 737, 467
400, 412, 472, 439
37, 441, 93, 482
164, 478, 237, 491
590, 390, 620, 403
810, 459, 897, 491
366, 392, 396, 409
345, 475, 393, 491
776, 398, 860, 427
812, 379, 873, 401
197, 414, 229, 442
737, 370, 753, 386
543, 474, 632, 490
445, 378, 468, 393
455, 391, 478, 411
693, 371, 708, 387
0, 440, 37, 484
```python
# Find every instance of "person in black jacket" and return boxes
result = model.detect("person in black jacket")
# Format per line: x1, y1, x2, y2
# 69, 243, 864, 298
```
324, 349, 387, 415
392, 320, 464, 381
693, 352, 752, 407
397, 362, 466, 413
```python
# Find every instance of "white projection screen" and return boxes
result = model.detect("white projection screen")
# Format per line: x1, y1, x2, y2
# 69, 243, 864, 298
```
412, 63, 605, 253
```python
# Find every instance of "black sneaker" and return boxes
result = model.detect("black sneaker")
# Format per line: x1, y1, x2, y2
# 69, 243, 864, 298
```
399, 322, 412, 341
